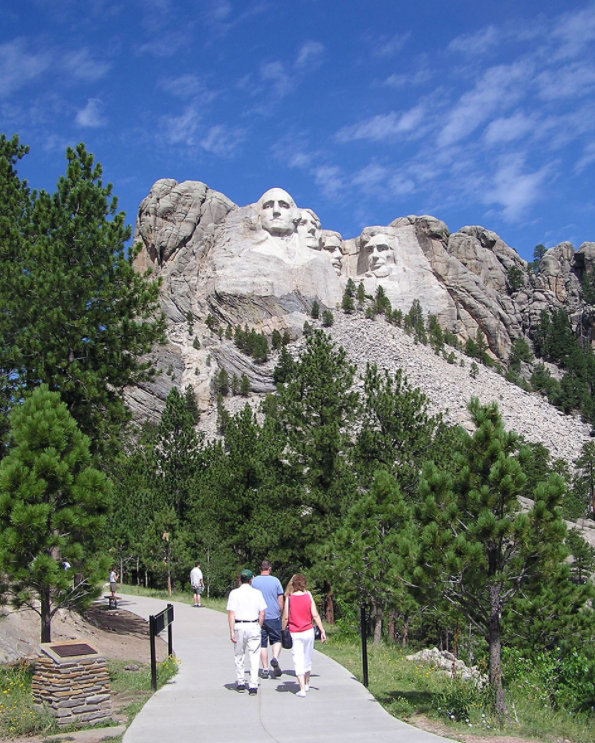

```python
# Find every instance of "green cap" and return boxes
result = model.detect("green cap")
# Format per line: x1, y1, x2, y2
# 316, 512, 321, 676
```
240, 569, 253, 580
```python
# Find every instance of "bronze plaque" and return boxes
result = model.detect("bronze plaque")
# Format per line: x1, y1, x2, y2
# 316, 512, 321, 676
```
50, 643, 98, 657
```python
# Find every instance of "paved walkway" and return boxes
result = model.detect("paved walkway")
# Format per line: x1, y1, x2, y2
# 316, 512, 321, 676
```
120, 594, 449, 743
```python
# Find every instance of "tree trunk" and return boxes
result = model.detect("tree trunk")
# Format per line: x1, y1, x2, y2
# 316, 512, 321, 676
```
40, 588, 52, 643
387, 611, 395, 641
373, 603, 382, 644
488, 584, 508, 720
324, 581, 334, 624
402, 616, 409, 647
120, 555, 124, 589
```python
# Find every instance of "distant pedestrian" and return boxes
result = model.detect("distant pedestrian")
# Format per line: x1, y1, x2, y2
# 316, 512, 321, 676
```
252, 560, 284, 679
227, 569, 267, 695
282, 573, 326, 697
109, 567, 118, 597
190, 561, 205, 607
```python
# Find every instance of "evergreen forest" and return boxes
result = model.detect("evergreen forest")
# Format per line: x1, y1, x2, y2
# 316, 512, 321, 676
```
2, 136, 595, 725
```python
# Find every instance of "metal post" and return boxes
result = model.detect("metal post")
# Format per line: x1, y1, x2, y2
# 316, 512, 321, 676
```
360, 604, 369, 688
149, 614, 157, 691
167, 603, 173, 657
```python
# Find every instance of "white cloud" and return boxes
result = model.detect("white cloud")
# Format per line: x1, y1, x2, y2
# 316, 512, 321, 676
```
384, 69, 431, 88
62, 48, 111, 82
438, 61, 531, 148
352, 163, 388, 190
575, 140, 595, 173
162, 74, 218, 104
295, 41, 325, 70
482, 157, 550, 221
259, 61, 294, 98
448, 25, 501, 56
536, 62, 595, 101
0, 38, 50, 98
205, 0, 232, 22
314, 165, 345, 199
161, 105, 201, 145
200, 124, 244, 157
137, 30, 192, 58
75, 98, 107, 127
484, 113, 535, 145
371, 32, 411, 59
336, 105, 426, 143
553, 4, 595, 60
388, 173, 416, 196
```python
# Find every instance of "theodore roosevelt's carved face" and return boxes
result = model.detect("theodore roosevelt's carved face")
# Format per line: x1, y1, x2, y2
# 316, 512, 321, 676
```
257, 188, 298, 236
297, 209, 322, 249
363, 233, 397, 278
322, 233, 344, 275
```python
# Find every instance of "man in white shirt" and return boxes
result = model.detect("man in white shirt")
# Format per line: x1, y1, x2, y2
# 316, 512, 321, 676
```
226, 569, 267, 695
189, 562, 204, 607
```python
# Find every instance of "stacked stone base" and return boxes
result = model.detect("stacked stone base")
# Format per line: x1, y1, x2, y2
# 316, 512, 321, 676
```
32, 643, 111, 728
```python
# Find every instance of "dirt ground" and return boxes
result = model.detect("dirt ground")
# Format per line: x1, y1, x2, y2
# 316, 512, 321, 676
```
0, 602, 167, 666
0, 602, 167, 743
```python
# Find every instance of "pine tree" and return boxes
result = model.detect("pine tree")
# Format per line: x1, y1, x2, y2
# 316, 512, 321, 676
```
321, 309, 334, 327
311, 299, 320, 319
0, 141, 165, 457
271, 329, 282, 350
354, 364, 446, 499
357, 281, 366, 307
273, 331, 359, 558
326, 470, 411, 643
240, 373, 251, 397
0, 386, 110, 641
342, 289, 355, 314
413, 399, 571, 719
184, 385, 200, 423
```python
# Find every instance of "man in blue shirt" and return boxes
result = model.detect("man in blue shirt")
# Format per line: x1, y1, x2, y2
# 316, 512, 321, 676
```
252, 560, 284, 678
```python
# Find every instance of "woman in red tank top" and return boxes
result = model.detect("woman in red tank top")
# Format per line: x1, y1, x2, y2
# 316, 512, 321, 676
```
282, 573, 326, 696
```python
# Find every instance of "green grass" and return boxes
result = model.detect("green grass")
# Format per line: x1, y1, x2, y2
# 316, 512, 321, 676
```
319, 631, 595, 743
119, 583, 227, 613
0, 661, 56, 738
0, 656, 178, 740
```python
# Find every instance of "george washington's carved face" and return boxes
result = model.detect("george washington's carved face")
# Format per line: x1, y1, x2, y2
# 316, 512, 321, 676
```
297, 209, 322, 249
257, 188, 298, 236
363, 233, 397, 278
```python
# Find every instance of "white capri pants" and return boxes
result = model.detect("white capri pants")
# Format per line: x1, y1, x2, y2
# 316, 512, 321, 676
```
290, 628, 315, 676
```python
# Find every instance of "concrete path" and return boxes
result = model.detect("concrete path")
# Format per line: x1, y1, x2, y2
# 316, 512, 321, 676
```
120, 594, 449, 743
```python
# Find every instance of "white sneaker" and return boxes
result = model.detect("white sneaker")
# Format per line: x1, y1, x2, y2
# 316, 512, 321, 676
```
296, 690, 306, 697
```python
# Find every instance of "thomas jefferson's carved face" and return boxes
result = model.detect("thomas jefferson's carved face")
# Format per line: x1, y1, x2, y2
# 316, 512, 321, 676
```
364, 233, 396, 278
258, 188, 298, 236
297, 209, 322, 249
322, 234, 343, 275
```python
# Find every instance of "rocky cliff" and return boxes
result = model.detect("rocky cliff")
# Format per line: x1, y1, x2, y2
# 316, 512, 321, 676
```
127, 179, 595, 464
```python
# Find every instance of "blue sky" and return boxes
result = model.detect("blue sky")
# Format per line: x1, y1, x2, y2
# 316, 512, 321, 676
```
2, 0, 595, 261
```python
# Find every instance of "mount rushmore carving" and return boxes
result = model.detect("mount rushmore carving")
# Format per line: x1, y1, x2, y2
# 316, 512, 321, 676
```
129, 177, 595, 416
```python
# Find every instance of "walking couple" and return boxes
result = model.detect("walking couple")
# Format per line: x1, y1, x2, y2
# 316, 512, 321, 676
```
226, 560, 326, 697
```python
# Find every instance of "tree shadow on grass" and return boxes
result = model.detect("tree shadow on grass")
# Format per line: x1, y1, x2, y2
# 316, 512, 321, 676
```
377, 689, 434, 713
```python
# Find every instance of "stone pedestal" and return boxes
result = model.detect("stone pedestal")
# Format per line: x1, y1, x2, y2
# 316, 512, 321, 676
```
32, 640, 112, 727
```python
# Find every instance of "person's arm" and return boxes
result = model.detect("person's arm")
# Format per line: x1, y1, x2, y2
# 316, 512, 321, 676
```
258, 609, 265, 627
282, 596, 289, 630
277, 592, 284, 613
310, 594, 326, 643
228, 611, 237, 643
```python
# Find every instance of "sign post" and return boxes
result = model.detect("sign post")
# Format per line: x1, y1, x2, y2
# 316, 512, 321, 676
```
360, 603, 369, 688
149, 604, 174, 691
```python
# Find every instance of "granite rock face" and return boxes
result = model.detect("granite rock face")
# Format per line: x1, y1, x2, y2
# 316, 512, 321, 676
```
128, 179, 594, 430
